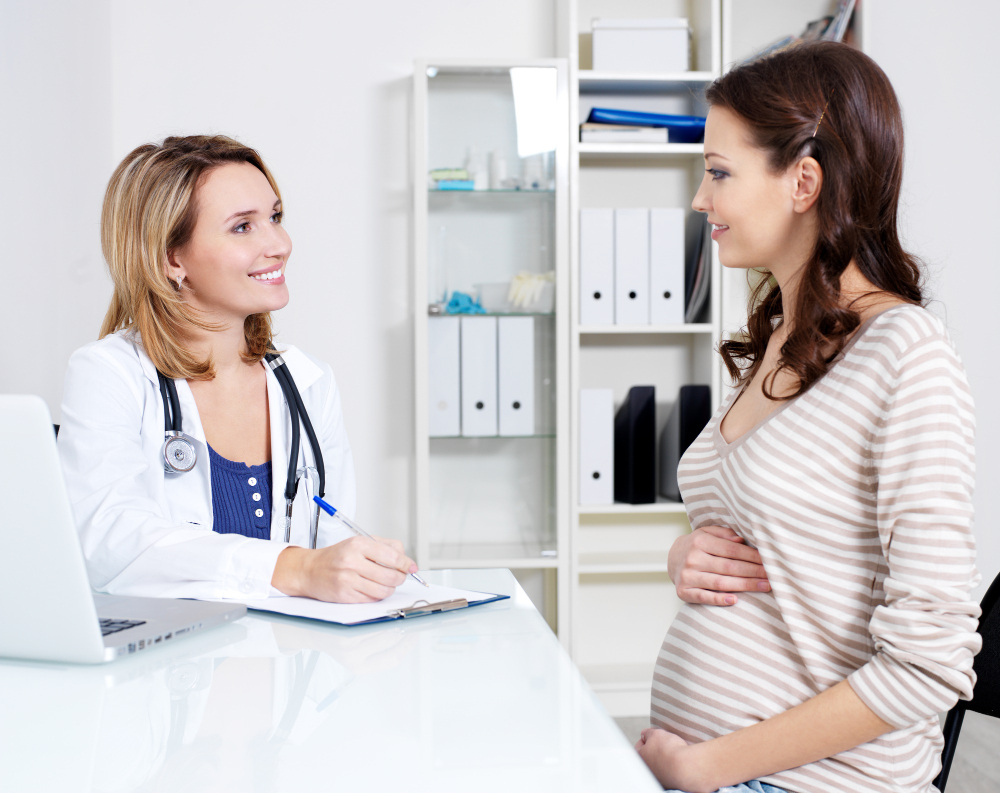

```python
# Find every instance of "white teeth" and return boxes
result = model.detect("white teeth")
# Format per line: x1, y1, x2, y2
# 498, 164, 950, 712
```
252, 270, 282, 281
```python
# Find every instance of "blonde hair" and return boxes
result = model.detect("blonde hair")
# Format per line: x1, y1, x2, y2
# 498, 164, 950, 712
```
99, 135, 279, 380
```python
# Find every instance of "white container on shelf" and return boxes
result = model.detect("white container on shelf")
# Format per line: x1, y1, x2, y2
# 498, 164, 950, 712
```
460, 316, 498, 436
592, 18, 690, 74
649, 208, 686, 325
498, 316, 535, 436
427, 316, 461, 437
614, 208, 650, 325
579, 388, 614, 505
580, 208, 615, 325
475, 281, 555, 314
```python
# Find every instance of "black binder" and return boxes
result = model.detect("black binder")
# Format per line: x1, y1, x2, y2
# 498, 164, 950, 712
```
659, 385, 712, 502
614, 386, 656, 504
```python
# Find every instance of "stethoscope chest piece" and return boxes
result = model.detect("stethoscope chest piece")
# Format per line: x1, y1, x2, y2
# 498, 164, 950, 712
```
155, 355, 326, 535
157, 372, 198, 475
162, 430, 197, 474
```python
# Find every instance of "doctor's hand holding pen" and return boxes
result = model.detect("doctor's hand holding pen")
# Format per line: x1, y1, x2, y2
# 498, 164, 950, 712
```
270, 536, 419, 603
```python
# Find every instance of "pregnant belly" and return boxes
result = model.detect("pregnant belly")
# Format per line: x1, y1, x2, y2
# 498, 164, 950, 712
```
650, 592, 816, 743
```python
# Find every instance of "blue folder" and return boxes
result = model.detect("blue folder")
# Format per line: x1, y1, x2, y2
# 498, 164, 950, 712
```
586, 108, 706, 144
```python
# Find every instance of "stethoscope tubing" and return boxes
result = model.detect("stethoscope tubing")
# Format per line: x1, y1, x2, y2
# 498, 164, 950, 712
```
266, 353, 326, 498
156, 351, 326, 502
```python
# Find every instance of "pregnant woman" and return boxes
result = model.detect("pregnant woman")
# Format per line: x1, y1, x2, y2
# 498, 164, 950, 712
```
636, 43, 980, 793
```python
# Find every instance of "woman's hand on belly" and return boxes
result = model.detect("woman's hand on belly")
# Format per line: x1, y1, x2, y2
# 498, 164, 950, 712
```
271, 537, 418, 602
668, 525, 770, 605
636, 728, 711, 793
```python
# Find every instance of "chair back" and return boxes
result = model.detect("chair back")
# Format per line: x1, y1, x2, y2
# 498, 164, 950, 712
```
967, 572, 1000, 717
935, 570, 1000, 790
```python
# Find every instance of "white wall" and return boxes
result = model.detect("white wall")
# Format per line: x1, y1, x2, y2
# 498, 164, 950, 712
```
865, 1, 1000, 598
1, 0, 114, 413
5, 1, 997, 592
3, 0, 553, 546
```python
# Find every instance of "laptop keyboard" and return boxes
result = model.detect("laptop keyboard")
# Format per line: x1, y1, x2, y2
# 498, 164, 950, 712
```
99, 618, 146, 637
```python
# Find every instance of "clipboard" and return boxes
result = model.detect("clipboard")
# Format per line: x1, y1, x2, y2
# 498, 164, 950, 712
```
227, 579, 509, 627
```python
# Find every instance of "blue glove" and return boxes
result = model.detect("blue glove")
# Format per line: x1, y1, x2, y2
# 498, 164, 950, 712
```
445, 291, 487, 315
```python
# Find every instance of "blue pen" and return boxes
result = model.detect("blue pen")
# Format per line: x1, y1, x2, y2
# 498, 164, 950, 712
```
313, 495, 429, 587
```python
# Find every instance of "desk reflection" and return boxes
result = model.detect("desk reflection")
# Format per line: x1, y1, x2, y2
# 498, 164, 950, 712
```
0, 571, 658, 793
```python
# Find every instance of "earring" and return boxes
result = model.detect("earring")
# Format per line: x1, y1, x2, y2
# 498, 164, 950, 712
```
176, 275, 184, 290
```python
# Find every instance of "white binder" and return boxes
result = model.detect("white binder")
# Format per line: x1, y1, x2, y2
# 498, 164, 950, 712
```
614, 208, 650, 325
649, 208, 686, 325
460, 316, 498, 437
427, 316, 460, 437
498, 317, 535, 436
580, 208, 615, 325
579, 388, 614, 504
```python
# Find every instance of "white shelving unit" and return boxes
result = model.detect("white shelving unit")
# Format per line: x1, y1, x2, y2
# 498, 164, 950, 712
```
559, 0, 723, 718
412, 59, 571, 639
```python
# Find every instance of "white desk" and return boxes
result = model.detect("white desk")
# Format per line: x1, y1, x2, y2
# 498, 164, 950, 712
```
0, 569, 661, 792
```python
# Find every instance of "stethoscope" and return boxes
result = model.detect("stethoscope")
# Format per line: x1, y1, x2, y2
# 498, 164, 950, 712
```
156, 351, 326, 547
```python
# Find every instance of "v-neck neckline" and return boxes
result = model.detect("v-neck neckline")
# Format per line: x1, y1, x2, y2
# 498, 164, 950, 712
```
712, 304, 910, 457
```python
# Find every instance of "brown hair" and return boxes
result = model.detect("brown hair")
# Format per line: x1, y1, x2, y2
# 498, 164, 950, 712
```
708, 42, 923, 398
99, 135, 280, 380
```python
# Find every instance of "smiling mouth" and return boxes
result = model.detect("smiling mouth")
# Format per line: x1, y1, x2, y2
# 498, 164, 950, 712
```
249, 266, 283, 281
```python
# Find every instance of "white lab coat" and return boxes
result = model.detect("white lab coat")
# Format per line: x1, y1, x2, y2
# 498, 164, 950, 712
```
57, 330, 356, 600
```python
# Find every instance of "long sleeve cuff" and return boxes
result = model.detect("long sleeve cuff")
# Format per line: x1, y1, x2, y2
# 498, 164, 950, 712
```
223, 538, 290, 599
847, 647, 978, 729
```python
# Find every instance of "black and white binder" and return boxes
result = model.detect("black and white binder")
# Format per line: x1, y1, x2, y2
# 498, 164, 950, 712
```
580, 209, 615, 325
614, 386, 656, 504
659, 385, 712, 501
580, 388, 614, 504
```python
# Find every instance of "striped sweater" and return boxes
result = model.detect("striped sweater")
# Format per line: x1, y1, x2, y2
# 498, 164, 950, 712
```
651, 305, 981, 792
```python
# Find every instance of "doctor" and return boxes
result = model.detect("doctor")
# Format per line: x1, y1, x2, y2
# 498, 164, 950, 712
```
58, 135, 417, 603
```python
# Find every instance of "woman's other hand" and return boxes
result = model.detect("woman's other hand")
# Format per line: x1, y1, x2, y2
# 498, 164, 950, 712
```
668, 525, 770, 605
636, 728, 710, 793
271, 537, 418, 602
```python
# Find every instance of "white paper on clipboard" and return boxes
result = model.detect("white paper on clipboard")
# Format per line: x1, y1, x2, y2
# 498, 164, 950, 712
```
218, 578, 506, 626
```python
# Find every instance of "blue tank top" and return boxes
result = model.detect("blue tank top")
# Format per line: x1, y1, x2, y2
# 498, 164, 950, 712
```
208, 445, 273, 539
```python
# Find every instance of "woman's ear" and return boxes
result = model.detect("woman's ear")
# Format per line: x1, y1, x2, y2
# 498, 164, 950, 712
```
791, 156, 823, 214
165, 249, 187, 289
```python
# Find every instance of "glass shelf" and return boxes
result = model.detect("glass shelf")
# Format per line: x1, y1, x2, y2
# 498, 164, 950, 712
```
430, 434, 556, 440
430, 188, 555, 194
434, 312, 555, 318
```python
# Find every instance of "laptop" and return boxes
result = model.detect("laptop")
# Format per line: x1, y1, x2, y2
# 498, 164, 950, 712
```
0, 394, 246, 663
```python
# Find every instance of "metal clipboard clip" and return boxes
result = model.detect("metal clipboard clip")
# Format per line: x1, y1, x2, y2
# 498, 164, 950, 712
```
386, 598, 468, 619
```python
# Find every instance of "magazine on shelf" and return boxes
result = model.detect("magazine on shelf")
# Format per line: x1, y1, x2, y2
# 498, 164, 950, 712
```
684, 212, 710, 324
580, 123, 669, 144
742, 0, 856, 64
